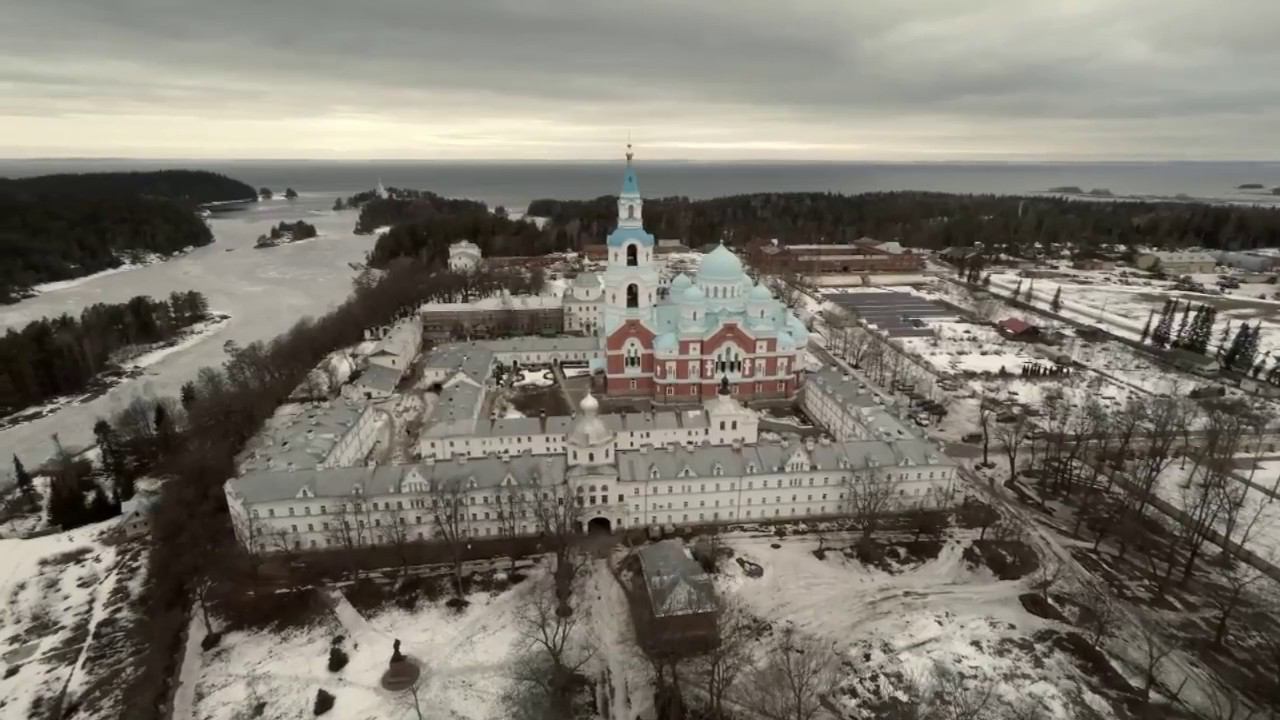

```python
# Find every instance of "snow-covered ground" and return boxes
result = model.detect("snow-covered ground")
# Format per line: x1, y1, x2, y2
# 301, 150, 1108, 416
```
981, 268, 1280, 361
718, 534, 1118, 719
186, 559, 646, 720
902, 320, 1033, 375
29, 250, 188, 294
513, 369, 554, 388
1150, 458, 1280, 562
0, 197, 378, 475
0, 516, 148, 720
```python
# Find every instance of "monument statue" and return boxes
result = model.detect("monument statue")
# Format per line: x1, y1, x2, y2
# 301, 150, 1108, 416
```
390, 638, 404, 665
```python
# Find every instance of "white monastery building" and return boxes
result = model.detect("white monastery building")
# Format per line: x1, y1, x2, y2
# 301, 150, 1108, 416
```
221, 148, 958, 554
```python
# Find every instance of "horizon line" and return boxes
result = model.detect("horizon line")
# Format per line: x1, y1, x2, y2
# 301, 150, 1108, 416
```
4, 156, 1280, 165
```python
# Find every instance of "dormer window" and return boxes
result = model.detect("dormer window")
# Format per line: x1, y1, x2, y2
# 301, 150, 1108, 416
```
712, 463, 724, 476
649, 466, 660, 479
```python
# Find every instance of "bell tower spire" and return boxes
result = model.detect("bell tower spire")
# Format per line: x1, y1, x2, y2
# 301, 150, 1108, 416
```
618, 142, 642, 228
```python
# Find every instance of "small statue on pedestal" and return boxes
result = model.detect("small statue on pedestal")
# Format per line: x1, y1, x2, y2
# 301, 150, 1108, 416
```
390, 638, 405, 666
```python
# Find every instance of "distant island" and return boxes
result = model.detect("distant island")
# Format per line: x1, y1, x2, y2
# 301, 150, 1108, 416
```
255, 220, 318, 248
1045, 186, 1112, 197
1238, 183, 1264, 189
339, 187, 488, 234
0, 170, 256, 303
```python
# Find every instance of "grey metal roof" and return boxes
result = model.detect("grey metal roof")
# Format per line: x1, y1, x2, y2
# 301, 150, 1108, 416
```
422, 382, 485, 437
412, 453, 568, 490
637, 540, 718, 618
828, 291, 955, 338
616, 436, 950, 481
354, 364, 402, 393
474, 336, 599, 354
230, 465, 406, 504
239, 400, 372, 472
423, 344, 496, 384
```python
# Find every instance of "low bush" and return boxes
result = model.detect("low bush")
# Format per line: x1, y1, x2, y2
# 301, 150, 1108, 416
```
327, 646, 348, 672
313, 689, 335, 716
200, 631, 222, 651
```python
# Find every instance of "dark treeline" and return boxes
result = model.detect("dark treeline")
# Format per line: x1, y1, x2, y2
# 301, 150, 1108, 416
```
0, 170, 256, 204
0, 170, 255, 303
0, 291, 210, 415
525, 191, 1280, 253
108, 259, 444, 719
369, 211, 571, 267
351, 189, 489, 234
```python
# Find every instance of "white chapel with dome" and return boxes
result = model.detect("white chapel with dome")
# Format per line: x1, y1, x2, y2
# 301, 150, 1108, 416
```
595, 147, 810, 402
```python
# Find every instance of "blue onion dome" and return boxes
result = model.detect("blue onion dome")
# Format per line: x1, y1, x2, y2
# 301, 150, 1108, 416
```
698, 244, 746, 282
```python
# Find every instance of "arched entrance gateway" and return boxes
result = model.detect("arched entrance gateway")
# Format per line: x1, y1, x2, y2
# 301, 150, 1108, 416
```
587, 516, 612, 535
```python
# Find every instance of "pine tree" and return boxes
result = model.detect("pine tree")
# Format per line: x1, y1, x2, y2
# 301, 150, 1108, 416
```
1173, 301, 1192, 348
1139, 310, 1154, 344
1151, 299, 1175, 349
12, 454, 32, 494
1238, 323, 1262, 371
1222, 323, 1251, 370
1051, 287, 1062, 312
93, 419, 132, 502
1216, 321, 1234, 360
1191, 305, 1217, 355
180, 381, 197, 412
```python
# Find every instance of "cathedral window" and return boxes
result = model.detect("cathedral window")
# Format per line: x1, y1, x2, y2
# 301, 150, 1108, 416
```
626, 283, 639, 308
627, 204, 635, 220
626, 244, 638, 267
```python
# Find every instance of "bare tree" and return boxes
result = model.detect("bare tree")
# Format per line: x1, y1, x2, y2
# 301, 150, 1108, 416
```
995, 413, 1031, 480
848, 461, 903, 544
1209, 559, 1264, 647
978, 397, 999, 467
496, 481, 529, 574
922, 662, 998, 720
529, 476, 582, 616
381, 502, 414, 578
509, 577, 595, 720
766, 270, 803, 310
1135, 621, 1176, 706
1171, 453, 1229, 584
739, 625, 837, 720
430, 477, 470, 598
1031, 556, 1064, 603
1075, 581, 1119, 649
693, 599, 755, 720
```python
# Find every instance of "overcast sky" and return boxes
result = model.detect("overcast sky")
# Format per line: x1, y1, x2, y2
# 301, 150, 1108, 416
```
1, 0, 1277, 160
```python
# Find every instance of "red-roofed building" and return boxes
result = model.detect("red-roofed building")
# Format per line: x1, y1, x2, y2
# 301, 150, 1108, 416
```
997, 318, 1039, 339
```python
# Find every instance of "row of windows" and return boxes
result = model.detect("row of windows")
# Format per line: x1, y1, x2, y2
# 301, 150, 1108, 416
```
255, 471, 951, 518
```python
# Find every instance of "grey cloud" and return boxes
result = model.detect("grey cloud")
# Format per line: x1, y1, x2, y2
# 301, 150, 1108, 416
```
0, 0, 1277, 157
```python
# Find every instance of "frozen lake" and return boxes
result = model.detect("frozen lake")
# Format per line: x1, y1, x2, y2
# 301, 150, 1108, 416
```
0, 193, 377, 473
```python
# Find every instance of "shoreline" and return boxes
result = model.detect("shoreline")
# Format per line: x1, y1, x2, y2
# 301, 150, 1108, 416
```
15, 246, 200, 300
0, 313, 230, 433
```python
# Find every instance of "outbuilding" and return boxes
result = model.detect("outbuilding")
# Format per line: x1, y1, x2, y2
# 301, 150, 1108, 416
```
629, 540, 719, 657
